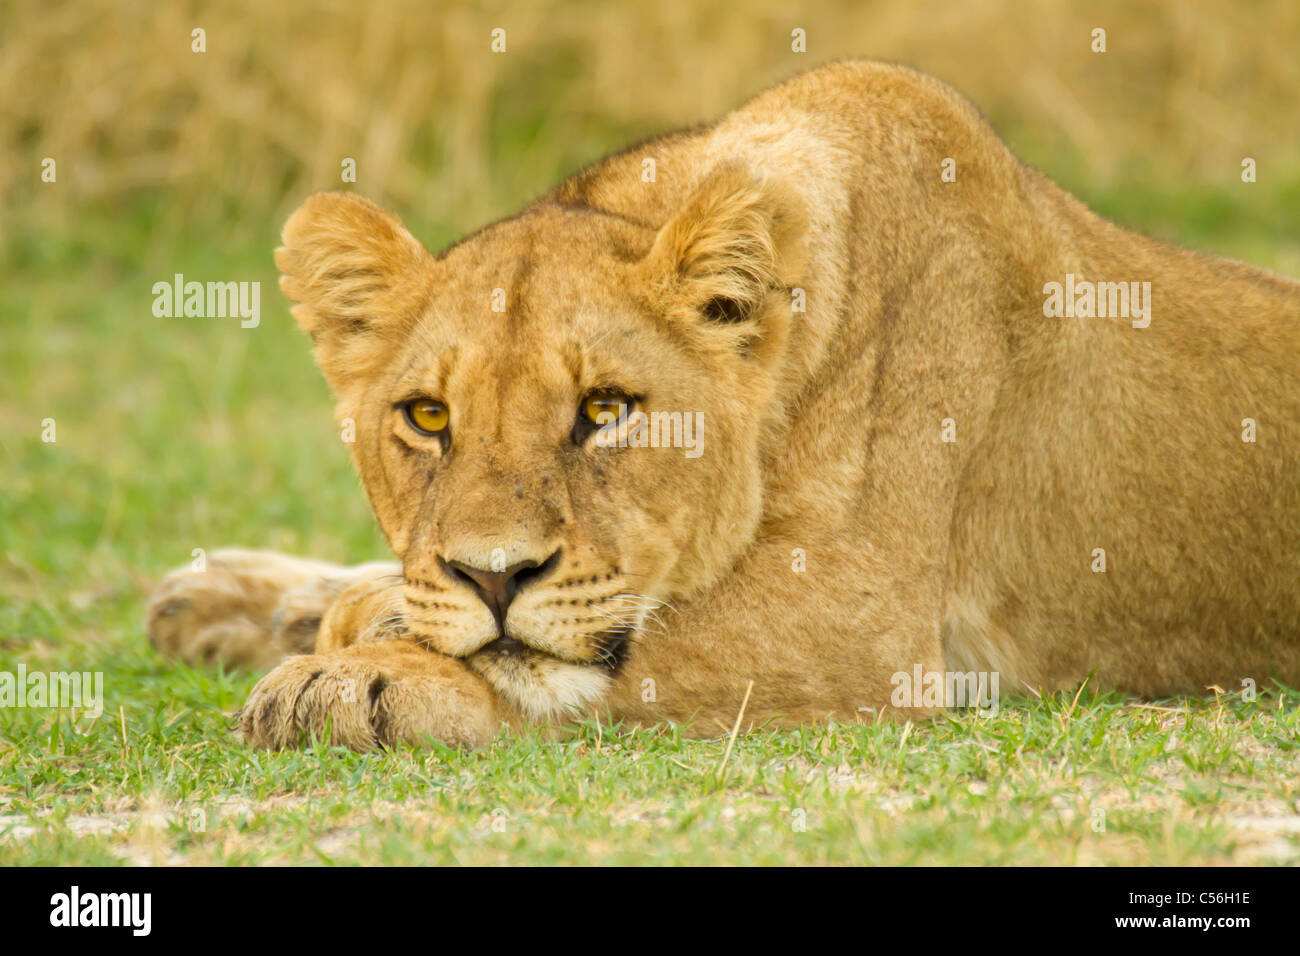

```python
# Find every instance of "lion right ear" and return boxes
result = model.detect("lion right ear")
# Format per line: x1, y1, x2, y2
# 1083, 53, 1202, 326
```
641, 162, 807, 333
275, 193, 433, 389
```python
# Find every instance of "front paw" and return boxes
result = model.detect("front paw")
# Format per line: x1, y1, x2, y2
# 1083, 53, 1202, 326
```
237, 641, 500, 751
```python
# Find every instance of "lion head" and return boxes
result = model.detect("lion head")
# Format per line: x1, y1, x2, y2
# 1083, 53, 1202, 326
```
275, 164, 806, 719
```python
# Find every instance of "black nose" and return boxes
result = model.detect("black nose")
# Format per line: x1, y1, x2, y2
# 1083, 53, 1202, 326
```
439, 551, 560, 634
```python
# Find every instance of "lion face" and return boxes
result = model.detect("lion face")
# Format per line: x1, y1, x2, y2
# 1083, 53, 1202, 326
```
276, 166, 805, 718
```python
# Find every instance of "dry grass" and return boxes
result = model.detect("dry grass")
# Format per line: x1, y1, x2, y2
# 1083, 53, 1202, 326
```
4, 0, 1299, 247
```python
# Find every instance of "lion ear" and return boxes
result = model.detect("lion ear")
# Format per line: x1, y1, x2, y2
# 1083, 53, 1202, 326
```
643, 162, 807, 328
275, 193, 432, 388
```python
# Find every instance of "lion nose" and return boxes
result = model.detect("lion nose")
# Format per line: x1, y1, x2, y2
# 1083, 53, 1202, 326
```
439, 551, 560, 634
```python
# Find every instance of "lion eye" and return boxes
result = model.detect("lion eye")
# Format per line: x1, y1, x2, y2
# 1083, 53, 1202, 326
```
403, 399, 449, 435
582, 393, 631, 426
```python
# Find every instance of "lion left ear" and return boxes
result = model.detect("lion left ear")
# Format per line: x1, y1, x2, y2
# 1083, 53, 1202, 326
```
642, 162, 807, 329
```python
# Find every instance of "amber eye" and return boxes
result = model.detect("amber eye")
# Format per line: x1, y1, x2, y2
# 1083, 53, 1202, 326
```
582, 393, 631, 426
403, 399, 449, 435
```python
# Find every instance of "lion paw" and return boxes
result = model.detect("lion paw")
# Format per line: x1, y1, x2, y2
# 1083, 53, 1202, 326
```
145, 549, 397, 670
237, 641, 500, 751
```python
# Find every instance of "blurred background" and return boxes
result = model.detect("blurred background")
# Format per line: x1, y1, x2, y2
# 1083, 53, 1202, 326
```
2, 0, 1298, 642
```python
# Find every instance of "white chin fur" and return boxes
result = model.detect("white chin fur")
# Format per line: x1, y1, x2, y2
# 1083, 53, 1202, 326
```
467, 651, 612, 722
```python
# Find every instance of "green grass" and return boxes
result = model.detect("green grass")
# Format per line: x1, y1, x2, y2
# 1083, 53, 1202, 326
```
2, 169, 1299, 864
1, 631, 1297, 864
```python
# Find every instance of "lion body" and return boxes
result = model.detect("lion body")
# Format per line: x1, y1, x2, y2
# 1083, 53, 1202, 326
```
147, 62, 1300, 749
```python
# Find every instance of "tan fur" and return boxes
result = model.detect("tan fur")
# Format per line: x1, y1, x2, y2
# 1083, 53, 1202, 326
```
146, 61, 1300, 750
146, 550, 397, 671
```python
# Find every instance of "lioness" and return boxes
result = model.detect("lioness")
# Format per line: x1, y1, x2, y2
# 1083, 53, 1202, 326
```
147, 61, 1300, 750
